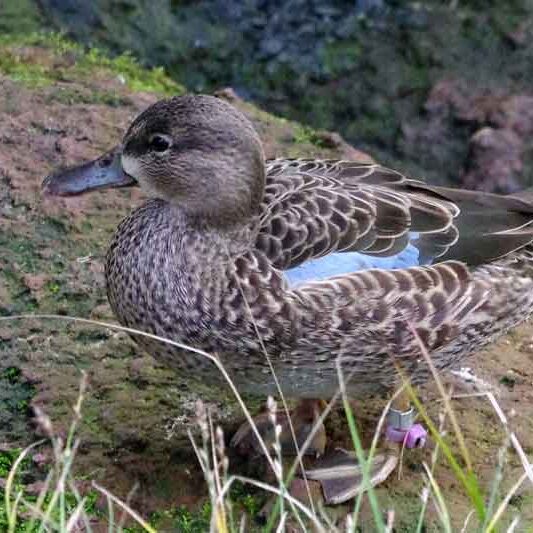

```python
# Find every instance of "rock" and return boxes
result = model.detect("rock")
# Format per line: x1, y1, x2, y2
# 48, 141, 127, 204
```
462, 127, 523, 193
289, 477, 323, 507
312, 131, 375, 163
424, 79, 484, 124
23, 273, 48, 292
214, 87, 240, 102
422, 80, 533, 192
488, 95, 533, 137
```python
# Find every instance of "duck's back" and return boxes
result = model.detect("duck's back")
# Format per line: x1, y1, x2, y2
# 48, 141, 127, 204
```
257, 159, 533, 284
105, 161, 533, 398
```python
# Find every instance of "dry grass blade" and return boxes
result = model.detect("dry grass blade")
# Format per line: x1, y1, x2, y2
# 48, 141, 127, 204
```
485, 470, 528, 532
506, 515, 520, 533
384, 509, 395, 533
26, 468, 55, 533
65, 497, 87, 532
407, 323, 472, 472
92, 481, 157, 533
275, 511, 287, 533
232, 475, 327, 533
19, 498, 60, 531
415, 410, 447, 533
235, 280, 316, 513
422, 462, 451, 533
459, 510, 475, 533
485, 392, 533, 486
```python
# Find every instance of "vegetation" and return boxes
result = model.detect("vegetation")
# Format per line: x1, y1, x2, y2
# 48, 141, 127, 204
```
0, 322, 531, 531
0, 32, 184, 95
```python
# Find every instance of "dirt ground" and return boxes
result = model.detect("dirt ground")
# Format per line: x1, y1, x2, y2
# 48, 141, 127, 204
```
0, 40, 532, 530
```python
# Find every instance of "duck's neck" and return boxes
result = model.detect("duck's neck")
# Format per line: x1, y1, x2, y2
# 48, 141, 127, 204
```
107, 198, 256, 292
175, 206, 257, 280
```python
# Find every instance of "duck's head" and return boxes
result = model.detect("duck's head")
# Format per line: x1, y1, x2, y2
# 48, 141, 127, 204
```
43, 95, 266, 226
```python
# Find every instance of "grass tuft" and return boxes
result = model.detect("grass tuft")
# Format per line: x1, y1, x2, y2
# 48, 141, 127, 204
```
0, 313, 532, 531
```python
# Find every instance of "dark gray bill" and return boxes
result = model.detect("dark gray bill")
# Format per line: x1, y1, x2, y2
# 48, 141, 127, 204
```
42, 146, 137, 196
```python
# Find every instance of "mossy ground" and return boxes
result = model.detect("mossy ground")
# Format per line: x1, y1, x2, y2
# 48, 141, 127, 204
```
0, 32, 532, 530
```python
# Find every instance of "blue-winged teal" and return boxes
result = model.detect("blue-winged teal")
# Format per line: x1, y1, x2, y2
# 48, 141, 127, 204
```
43, 95, 533, 502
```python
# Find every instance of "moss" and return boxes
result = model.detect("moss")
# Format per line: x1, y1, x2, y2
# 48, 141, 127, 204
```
292, 125, 330, 148
127, 485, 265, 533
139, 503, 213, 533
0, 32, 185, 96
0, 50, 53, 87
0, 234, 38, 273
0, 365, 35, 435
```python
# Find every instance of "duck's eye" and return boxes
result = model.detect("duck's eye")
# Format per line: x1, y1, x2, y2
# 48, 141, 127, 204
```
149, 134, 171, 153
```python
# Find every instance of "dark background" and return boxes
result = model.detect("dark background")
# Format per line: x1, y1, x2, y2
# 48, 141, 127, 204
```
3, 0, 533, 190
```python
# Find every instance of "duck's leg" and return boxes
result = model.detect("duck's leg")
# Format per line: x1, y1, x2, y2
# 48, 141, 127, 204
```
230, 398, 327, 458
386, 390, 428, 449
305, 390, 427, 505
231, 393, 427, 505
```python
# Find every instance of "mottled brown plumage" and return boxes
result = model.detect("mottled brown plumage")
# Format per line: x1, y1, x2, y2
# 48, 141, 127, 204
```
44, 95, 533, 400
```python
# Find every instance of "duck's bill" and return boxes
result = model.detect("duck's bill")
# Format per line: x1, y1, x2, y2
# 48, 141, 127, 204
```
42, 146, 137, 196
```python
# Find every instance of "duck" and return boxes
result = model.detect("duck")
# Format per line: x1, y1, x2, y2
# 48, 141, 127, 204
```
42, 94, 533, 503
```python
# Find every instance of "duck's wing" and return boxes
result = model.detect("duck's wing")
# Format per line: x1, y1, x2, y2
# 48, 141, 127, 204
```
406, 181, 533, 264
257, 159, 533, 283
236, 252, 491, 373
289, 261, 490, 359
257, 159, 459, 274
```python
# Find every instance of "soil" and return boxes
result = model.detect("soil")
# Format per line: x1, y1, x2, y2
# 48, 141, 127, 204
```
0, 40, 532, 530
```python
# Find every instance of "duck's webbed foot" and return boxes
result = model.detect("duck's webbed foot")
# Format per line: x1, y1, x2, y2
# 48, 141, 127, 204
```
304, 447, 399, 504
231, 396, 428, 506
304, 405, 427, 505
230, 398, 327, 457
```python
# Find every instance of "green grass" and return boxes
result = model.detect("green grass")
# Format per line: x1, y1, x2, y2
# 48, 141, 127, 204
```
0, 315, 532, 531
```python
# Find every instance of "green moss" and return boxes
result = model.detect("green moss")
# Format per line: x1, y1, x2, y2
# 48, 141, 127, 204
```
228, 481, 265, 518
292, 125, 329, 148
45, 281, 60, 295
0, 235, 38, 273
0, 32, 185, 96
0, 365, 35, 436
123, 503, 212, 533
0, 51, 52, 87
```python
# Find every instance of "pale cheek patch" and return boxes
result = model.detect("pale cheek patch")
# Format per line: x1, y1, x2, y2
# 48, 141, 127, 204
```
122, 154, 158, 195
121, 154, 143, 180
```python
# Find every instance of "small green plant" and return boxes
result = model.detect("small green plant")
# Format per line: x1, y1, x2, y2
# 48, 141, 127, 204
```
173, 503, 212, 533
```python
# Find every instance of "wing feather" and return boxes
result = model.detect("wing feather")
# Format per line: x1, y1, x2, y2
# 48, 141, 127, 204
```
257, 158, 533, 272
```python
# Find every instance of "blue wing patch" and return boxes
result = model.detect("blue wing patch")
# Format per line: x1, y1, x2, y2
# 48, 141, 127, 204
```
284, 233, 430, 287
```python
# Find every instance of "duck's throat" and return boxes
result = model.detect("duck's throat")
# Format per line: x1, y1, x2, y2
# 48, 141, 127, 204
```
105, 199, 255, 342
